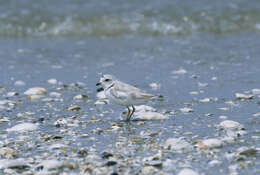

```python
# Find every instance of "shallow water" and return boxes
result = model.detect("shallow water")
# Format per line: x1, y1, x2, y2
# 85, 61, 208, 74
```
0, 1, 260, 175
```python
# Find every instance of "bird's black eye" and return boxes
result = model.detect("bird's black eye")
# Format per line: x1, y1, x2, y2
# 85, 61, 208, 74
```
105, 79, 111, 82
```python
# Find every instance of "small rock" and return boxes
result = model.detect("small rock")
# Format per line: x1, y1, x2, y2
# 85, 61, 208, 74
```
49, 92, 62, 98
219, 120, 243, 130
172, 68, 187, 75
198, 82, 208, 88
91, 116, 97, 120
198, 138, 222, 149
73, 94, 88, 100
36, 159, 73, 170
164, 138, 192, 153
49, 143, 67, 150
190, 91, 199, 95
178, 168, 199, 175
47, 78, 57, 84
27, 95, 44, 100
199, 98, 211, 103
180, 107, 193, 113
14, 80, 25, 86
24, 87, 47, 96
235, 93, 253, 100
0, 159, 30, 169
6, 123, 38, 132
6, 92, 19, 97
67, 105, 81, 111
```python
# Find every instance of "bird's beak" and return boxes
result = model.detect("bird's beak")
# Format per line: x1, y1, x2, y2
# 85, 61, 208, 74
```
96, 82, 102, 86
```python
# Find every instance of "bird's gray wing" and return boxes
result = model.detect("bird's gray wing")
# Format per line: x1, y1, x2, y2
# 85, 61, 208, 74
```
115, 81, 142, 92
130, 91, 155, 100
109, 87, 129, 100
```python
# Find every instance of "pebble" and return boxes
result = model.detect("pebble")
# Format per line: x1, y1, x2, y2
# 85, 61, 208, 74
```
67, 105, 81, 111
73, 94, 88, 100
180, 107, 193, 113
164, 138, 192, 153
14, 80, 25, 86
219, 120, 243, 130
6, 123, 38, 132
6, 92, 19, 97
235, 93, 253, 100
27, 95, 44, 100
47, 78, 57, 84
178, 168, 199, 175
198, 82, 208, 87
24, 87, 47, 96
0, 159, 30, 169
190, 91, 199, 95
172, 68, 187, 75
199, 98, 211, 103
36, 159, 73, 170
49, 92, 62, 98
197, 138, 222, 149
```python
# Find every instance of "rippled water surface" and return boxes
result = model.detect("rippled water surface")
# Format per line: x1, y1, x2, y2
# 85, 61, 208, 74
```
0, 1, 260, 175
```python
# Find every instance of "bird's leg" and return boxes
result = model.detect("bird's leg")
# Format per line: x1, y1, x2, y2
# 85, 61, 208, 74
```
126, 106, 131, 121
127, 105, 135, 121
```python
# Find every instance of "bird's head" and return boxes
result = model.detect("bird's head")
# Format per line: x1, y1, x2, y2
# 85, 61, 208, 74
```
96, 74, 115, 90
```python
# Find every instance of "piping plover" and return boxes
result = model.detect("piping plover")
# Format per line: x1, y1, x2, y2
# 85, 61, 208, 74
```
96, 74, 156, 121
